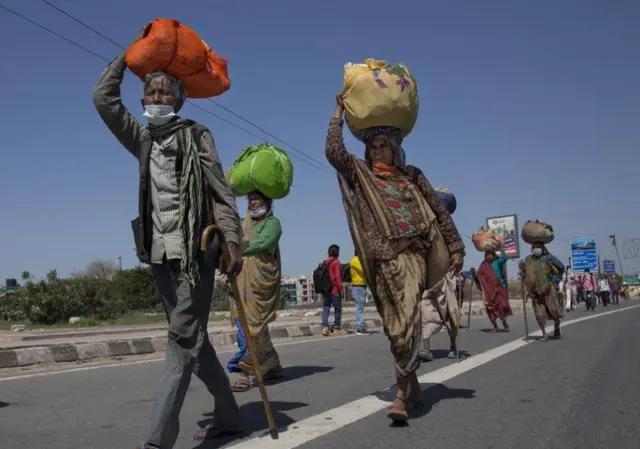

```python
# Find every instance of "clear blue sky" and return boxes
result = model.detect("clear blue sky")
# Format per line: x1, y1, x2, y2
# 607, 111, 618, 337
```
1, 0, 639, 282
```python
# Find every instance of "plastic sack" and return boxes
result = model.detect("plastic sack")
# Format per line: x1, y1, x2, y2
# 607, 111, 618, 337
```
226, 144, 293, 200
521, 220, 554, 244
125, 18, 230, 98
472, 227, 505, 252
342, 59, 419, 138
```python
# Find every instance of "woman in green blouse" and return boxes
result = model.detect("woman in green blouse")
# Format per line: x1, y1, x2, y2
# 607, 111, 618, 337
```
230, 191, 283, 391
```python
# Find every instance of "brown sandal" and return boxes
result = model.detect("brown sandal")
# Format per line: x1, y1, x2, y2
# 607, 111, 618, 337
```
387, 398, 409, 422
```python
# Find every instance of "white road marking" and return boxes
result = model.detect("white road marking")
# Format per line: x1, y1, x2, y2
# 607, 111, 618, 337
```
227, 304, 640, 449
0, 334, 354, 382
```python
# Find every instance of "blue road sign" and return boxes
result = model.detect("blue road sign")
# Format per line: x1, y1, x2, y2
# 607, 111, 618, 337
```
571, 237, 598, 272
603, 259, 616, 274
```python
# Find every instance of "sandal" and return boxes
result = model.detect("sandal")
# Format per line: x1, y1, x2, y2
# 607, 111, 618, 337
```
387, 398, 409, 423
193, 424, 242, 441
231, 376, 253, 392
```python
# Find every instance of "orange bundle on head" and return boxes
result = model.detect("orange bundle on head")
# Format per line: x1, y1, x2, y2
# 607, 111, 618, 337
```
125, 18, 230, 98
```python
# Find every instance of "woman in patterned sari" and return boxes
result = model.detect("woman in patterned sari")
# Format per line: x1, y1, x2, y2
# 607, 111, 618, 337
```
230, 191, 283, 391
326, 95, 465, 422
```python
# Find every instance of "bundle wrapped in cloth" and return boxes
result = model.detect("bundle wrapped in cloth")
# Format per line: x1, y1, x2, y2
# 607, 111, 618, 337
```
472, 227, 504, 252
342, 59, 419, 140
125, 18, 230, 98
226, 144, 293, 199
435, 187, 457, 215
521, 220, 554, 244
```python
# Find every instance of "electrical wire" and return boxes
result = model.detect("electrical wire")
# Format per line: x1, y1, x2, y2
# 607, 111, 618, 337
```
0, 1, 330, 172
38, 0, 332, 173
0, 3, 109, 62
2, 1, 488, 240
41, 0, 125, 50
206, 98, 331, 171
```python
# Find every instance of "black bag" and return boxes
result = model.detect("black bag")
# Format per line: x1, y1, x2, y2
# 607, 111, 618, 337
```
341, 263, 352, 284
313, 262, 332, 294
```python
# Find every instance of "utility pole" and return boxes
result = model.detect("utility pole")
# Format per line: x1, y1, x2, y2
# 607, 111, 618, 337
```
609, 235, 625, 278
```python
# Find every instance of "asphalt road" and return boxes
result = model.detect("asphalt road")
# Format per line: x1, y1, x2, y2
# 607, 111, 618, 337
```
1, 302, 639, 449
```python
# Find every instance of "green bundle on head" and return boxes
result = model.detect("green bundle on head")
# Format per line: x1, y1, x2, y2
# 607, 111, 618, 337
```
226, 143, 294, 199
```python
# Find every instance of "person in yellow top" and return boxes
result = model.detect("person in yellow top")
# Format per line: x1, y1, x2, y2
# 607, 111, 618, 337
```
350, 255, 370, 335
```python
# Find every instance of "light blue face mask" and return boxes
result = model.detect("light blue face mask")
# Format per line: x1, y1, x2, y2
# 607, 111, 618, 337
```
251, 205, 269, 220
143, 104, 176, 125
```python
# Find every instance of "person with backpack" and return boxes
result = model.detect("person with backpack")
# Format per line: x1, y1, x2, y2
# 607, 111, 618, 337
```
522, 242, 565, 341
326, 96, 465, 423
93, 55, 243, 447
316, 244, 347, 336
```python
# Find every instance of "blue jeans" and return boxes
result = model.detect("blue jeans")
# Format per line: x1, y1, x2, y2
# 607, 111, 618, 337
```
226, 318, 247, 373
322, 293, 342, 329
351, 286, 367, 331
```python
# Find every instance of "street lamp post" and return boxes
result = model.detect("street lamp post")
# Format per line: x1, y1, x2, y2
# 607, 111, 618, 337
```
609, 235, 625, 279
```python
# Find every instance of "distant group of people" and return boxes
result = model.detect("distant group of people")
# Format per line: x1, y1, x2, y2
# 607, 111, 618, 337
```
561, 269, 623, 311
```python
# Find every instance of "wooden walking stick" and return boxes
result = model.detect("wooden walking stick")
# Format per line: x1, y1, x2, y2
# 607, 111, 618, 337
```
469, 268, 483, 330
519, 261, 530, 341
201, 225, 279, 440
467, 278, 473, 330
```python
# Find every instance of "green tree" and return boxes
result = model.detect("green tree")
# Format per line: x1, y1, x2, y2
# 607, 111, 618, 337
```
73, 259, 118, 280
46, 269, 58, 283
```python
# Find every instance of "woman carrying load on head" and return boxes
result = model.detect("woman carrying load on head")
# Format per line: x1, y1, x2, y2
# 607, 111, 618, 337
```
473, 250, 512, 332
228, 190, 283, 391
326, 95, 465, 423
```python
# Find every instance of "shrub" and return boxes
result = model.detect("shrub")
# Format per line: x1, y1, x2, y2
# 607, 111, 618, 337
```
9, 267, 158, 324
110, 267, 157, 310
0, 292, 27, 321
15, 278, 116, 324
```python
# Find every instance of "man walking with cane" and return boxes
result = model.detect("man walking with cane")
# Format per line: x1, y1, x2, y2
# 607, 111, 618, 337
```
93, 54, 244, 448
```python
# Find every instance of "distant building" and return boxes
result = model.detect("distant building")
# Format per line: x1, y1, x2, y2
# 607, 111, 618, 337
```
281, 276, 317, 304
